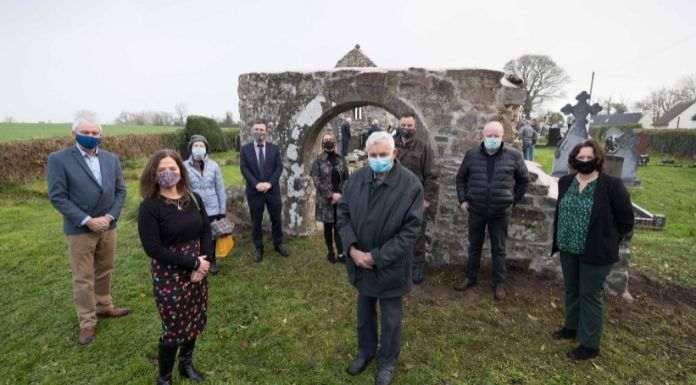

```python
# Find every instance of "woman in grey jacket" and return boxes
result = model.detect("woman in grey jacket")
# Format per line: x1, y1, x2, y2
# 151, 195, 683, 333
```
185, 134, 227, 274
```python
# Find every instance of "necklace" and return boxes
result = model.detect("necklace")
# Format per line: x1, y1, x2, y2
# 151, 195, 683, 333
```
162, 195, 186, 211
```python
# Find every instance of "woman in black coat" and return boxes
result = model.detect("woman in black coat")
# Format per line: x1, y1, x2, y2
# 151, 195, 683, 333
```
138, 149, 212, 385
551, 139, 634, 360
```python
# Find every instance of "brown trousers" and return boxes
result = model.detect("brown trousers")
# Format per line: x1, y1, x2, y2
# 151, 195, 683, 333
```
66, 229, 117, 328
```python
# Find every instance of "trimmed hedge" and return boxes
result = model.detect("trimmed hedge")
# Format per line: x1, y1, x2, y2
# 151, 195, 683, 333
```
0, 131, 184, 188
184, 116, 225, 152
636, 129, 696, 158
222, 127, 241, 151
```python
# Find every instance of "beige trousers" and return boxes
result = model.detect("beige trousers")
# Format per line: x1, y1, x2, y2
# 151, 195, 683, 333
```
66, 229, 117, 328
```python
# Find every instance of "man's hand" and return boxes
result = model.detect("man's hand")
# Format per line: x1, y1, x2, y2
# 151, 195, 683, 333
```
86, 217, 110, 233
423, 199, 431, 210
262, 182, 272, 192
349, 246, 374, 270
255, 183, 265, 192
331, 192, 342, 205
459, 201, 469, 214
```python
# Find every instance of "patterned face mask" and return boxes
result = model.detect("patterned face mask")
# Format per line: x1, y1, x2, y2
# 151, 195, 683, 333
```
158, 170, 181, 188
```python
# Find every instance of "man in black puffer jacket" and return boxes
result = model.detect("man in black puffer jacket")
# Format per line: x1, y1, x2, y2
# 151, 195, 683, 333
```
454, 116, 530, 300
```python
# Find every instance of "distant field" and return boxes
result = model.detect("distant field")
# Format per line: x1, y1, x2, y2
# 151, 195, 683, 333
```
0, 123, 182, 141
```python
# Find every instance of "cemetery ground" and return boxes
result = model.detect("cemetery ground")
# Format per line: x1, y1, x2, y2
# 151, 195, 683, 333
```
0, 123, 182, 142
0, 150, 694, 385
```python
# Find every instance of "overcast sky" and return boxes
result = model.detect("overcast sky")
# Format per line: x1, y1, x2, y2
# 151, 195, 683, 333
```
1, 0, 694, 123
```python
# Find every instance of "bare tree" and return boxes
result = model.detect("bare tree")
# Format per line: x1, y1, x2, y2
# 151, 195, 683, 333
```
504, 55, 570, 118
174, 102, 187, 126
675, 74, 696, 101
635, 87, 681, 122
3, 116, 14, 123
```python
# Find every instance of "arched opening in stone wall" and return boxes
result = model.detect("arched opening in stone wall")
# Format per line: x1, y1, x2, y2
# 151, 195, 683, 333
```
298, 101, 431, 236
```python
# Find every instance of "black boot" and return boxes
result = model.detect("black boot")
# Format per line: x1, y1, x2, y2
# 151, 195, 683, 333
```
208, 254, 219, 275
178, 338, 204, 382
157, 342, 178, 385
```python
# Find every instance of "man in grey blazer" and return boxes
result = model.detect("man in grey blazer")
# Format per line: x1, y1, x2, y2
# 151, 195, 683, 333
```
47, 111, 131, 346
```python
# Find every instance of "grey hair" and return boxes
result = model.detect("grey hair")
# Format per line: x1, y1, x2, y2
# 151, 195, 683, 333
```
72, 110, 102, 132
365, 131, 394, 151
372, 119, 379, 125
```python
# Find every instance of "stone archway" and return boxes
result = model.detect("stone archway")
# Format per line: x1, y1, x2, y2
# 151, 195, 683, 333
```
237, 67, 547, 267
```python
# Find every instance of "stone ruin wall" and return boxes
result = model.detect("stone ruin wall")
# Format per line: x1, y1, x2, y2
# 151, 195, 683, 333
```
236, 67, 629, 295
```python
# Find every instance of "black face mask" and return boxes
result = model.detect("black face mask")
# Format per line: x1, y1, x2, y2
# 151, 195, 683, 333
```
399, 128, 415, 139
571, 158, 598, 174
322, 141, 335, 151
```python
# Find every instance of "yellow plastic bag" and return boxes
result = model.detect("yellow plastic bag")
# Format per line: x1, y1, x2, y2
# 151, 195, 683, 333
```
215, 235, 234, 258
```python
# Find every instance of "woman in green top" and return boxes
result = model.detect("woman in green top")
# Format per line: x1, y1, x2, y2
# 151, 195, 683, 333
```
551, 139, 634, 360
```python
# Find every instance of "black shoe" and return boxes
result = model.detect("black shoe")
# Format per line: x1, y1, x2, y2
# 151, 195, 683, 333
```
274, 244, 290, 257
326, 252, 337, 263
412, 268, 424, 284
209, 262, 219, 275
454, 278, 477, 292
552, 327, 577, 340
156, 373, 172, 385
346, 356, 372, 376
375, 367, 395, 385
178, 339, 204, 382
253, 249, 263, 263
336, 254, 346, 264
566, 344, 600, 360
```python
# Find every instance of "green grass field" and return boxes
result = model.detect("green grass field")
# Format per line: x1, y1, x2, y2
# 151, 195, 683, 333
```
0, 150, 694, 384
0, 123, 182, 142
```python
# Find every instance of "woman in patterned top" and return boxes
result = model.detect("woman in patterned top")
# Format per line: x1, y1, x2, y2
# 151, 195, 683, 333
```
551, 139, 634, 360
310, 131, 350, 263
138, 149, 212, 385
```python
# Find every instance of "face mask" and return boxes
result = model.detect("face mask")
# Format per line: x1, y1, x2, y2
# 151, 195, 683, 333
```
484, 138, 502, 151
252, 132, 266, 142
158, 170, 181, 188
191, 147, 206, 160
322, 140, 335, 151
368, 156, 393, 174
571, 158, 598, 174
399, 128, 415, 139
75, 133, 101, 150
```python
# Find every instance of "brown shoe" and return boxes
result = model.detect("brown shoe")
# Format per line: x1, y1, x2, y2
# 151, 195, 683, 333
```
494, 284, 507, 300
96, 306, 132, 318
78, 326, 96, 345
454, 278, 477, 292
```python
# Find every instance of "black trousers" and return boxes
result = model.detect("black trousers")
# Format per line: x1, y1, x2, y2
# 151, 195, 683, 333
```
247, 192, 283, 251
356, 295, 403, 369
412, 219, 427, 270
466, 210, 511, 284
322, 205, 343, 254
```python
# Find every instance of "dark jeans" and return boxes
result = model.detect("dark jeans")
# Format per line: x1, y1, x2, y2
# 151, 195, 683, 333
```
247, 193, 283, 251
466, 210, 511, 284
560, 252, 613, 349
341, 140, 350, 157
522, 143, 535, 161
322, 206, 343, 255
356, 295, 403, 369
412, 220, 427, 270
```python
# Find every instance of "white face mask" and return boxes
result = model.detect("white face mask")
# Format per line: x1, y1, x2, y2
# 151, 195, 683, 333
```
191, 147, 206, 160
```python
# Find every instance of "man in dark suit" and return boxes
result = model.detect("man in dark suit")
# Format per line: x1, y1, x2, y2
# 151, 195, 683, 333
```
239, 119, 289, 262
340, 117, 352, 156
47, 111, 130, 346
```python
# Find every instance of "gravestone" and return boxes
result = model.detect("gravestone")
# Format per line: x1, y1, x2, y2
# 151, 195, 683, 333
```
603, 127, 640, 186
547, 127, 561, 147
552, 91, 602, 177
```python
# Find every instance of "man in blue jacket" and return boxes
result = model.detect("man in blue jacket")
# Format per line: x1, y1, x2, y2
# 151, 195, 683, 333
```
454, 115, 530, 300
47, 111, 130, 346
239, 119, 289, 262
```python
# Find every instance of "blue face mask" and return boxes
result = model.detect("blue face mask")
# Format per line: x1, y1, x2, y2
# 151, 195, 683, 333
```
484, 138, 502, 151
368, 156, 393, 174
191, 147, 206, 160
75, 133, 101, 150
